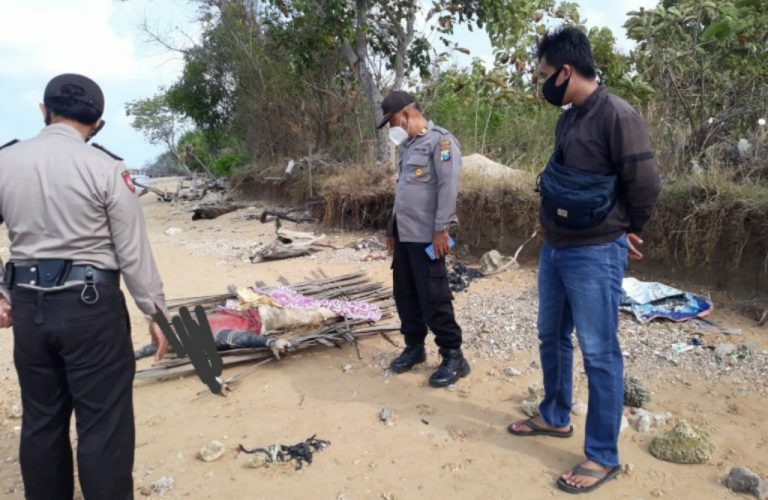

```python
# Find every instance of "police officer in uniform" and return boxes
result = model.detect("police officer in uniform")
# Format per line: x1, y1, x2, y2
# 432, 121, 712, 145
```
379, 91, 470, 388
0, 74, 168, 500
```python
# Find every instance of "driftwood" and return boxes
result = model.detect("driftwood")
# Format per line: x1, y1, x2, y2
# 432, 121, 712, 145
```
133, 180, 173, 202
192, 204, 245, 221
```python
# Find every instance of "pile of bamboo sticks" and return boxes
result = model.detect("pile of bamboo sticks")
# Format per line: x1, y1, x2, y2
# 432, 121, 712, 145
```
135, 272, 398, 383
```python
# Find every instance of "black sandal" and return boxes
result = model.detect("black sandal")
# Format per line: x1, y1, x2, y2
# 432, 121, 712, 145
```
556, 464, 621, 494
507, 417, 573, 438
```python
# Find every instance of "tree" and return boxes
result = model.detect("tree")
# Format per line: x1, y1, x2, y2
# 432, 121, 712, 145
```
126, 93, 193, 174
625, 0, 768, 162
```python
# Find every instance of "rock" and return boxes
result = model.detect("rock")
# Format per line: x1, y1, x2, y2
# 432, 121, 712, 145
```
199, 440, 226, 462
480, 250, 517, 275
715, 343, 738, 361
650, 489, 665, 497
447, 384, 458, 392
164, 227, 182, 236
527, 384, 545, 401
724, 467, 761, 496
342, 364, 352, 373
246, 451, 271, 469
757, 480, 768, 500
504, 367, 522, 377
637, 413, 654, 434
521, 400, 538, 418
571, 401, 588, 416
139, 486, 152, 496
520, 384, 544, 417
379, 408, 392, 422
151, 477, 174, 496
624, 376, 650, 408
622, 463, 635, 475
7, 405, 21, 419
650, 421, 714, 464
620, 415, 630, 434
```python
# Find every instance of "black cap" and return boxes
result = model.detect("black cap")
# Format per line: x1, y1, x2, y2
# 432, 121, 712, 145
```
44, 73, 104, 116
377, 90, 415, 129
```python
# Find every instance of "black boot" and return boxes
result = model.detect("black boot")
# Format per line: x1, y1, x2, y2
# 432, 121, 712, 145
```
429, 348, 470, 387
390, 345, 427, 373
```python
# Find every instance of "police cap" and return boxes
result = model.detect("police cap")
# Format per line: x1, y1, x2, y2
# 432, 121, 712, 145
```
44, 73, 104, 116
377, 90, 415, 129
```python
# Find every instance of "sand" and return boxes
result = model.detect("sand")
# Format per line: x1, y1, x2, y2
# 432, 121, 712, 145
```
0, 179, 766, 499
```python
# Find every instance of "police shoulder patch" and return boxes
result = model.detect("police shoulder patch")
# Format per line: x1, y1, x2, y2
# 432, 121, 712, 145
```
439, 138, 452, 162
0, 139, 19, 151
91, 143, 124, 161
121, 170, 136, 193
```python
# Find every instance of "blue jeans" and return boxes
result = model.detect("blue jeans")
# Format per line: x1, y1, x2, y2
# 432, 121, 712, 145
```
537, 235, 628, 468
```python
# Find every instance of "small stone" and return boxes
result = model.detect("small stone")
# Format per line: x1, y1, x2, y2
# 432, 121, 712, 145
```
7, 405, 21, 419
529, 361, 540, 369
622, 463, 634, 475
381, 493, 395, 500
757, 480, 768, 500
199, 440, 226, 462
620, 415, 629, 434
571, 401, 588, 416
342, 364, 352, 373
164, 227, 182, 236
12, 426, 20, 435
714, 343, 738, 361
447, 384, 458, 392
504, 367, 522, 377
521, 400, 538, 418
379, 408, 392, 422
140, 486, 152, 496
151, 476, 174, 496
650, 488, 665, 497
724, 467, 761, 496
624, 376, 650, 408
637, 413, 654, 434
247, 451, 270, 469
650, 420, 714, 464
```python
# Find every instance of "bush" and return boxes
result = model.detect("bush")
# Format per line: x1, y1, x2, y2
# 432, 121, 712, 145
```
210, 153, 249, 178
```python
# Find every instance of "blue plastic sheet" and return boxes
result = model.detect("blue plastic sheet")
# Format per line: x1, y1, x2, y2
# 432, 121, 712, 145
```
620, 277, 713, 324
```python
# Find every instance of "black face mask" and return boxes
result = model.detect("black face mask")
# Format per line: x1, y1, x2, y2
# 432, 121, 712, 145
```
542, 67, 570, 107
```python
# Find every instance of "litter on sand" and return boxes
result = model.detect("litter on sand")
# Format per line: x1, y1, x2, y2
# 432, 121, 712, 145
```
239, 435, 331, 470
621, 277, 713, 324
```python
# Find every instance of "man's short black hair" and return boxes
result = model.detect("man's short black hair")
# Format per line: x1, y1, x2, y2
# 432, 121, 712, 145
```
536, 26, 597, 79
44, 96, 102, 125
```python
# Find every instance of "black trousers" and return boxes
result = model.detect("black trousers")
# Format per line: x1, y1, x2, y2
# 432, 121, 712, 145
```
11, 284, 135, 500
392, 233, 462, 349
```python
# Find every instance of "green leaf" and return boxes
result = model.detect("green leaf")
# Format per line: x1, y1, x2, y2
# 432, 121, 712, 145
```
702, 19, 731, 41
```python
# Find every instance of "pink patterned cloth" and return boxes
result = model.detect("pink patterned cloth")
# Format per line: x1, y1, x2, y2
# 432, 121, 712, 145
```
263, 287, 382, 322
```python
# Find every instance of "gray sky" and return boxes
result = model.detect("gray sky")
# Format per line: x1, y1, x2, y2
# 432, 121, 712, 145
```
0, 0, 657, 167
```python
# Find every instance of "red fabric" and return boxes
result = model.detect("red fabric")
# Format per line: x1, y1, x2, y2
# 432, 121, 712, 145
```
207, 309, 262, 336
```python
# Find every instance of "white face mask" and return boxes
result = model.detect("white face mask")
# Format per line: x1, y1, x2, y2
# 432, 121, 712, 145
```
388, 126, 408, 146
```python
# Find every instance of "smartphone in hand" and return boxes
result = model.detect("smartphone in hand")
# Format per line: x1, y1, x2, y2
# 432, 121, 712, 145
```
425, 237, 455, 260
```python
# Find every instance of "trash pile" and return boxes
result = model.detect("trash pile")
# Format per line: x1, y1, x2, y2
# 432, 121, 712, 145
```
621, 277, 713, 324
447, 263, 483, 293
239, 435, 331, 470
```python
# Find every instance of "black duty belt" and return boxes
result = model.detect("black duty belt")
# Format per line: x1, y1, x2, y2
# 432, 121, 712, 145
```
5, 261, 120, 289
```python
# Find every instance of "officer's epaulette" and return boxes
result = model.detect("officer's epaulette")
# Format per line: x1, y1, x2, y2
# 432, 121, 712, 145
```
0, 139, 19, 151
431, 125, 450, 135
91, 143, 124, 161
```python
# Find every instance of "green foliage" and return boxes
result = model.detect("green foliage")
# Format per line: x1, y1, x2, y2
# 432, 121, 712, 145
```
210, 153, 249, 178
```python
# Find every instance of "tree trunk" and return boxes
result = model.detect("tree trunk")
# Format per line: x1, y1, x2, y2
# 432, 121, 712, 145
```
342, 0, 391, 166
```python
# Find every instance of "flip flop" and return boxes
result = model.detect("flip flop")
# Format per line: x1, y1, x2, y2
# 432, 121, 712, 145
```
507, 417, 574, 438
556, 464, 621, 494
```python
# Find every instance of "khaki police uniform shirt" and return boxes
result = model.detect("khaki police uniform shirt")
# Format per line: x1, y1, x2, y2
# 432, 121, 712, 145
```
393, 123, 461, 243
0, 123, 166, 315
